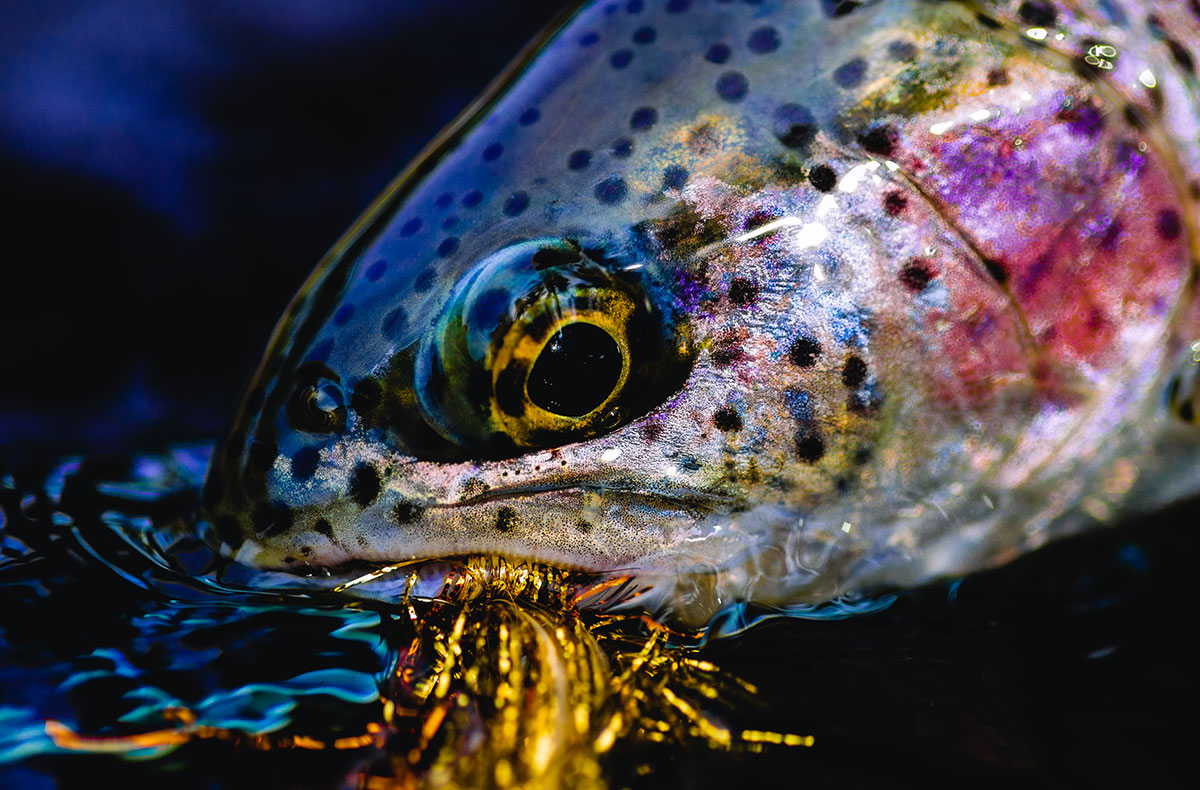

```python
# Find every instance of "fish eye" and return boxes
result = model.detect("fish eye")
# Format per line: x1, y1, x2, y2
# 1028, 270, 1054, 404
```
526, 322, 623, 417
286, 364, 346, 434
411, 238, 691, 457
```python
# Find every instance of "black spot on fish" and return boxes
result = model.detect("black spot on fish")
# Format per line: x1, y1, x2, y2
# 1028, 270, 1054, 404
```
496, 506, 518, 532
833, 57, 867, 88
706, 43, 731, 64
858, 124, 898, 157
899, 258, 936, 293
774, 103, 817, 151
568, 149, 592, 170
575, 519, 593, 532
351, 378, 383, 417
713, 406, 742, 432
641, 421, 664, 442
716, 71, 749, 101
632, 26, 655, 44
630, 106, 658, 131
711, 337, 746, 367
788, 335, 821, 367
394, 500, 425, 524
842, 355, 868, 388
820, 0, 862, 18
365, 259, 388, 281
253, 501, 293, 538
382, 306, 408, 340
1156, 209, 1183, 241
987, 68, 1011, 87
595, 176, 628, 204
747, 26, 780, 54
883, 190, 908, 216
1018, 1, 1058, 27
794, 428, 826, 462
314, 518, 335, 541
414, 267, 438, 292
728, 276, 758, 306
350, 464, 382, 508
808, 164, 836, 192
504, 192, 530, 217
663, 164, 689, 190
887, 41, 917, 61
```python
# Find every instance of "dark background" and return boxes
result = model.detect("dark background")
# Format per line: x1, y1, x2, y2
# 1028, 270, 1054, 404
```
0, 0, 566, 459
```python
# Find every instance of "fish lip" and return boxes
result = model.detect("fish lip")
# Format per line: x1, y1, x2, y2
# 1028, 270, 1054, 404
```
427, 481, 743, 510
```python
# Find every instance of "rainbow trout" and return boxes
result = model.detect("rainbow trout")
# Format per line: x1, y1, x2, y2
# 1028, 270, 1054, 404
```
201, 0, 1200, 625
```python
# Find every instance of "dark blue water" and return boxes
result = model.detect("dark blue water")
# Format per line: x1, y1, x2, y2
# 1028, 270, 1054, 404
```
2, 1, 1197, 786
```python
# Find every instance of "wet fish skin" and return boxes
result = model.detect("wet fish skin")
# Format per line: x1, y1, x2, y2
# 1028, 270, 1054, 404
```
201, 0, 1200, 624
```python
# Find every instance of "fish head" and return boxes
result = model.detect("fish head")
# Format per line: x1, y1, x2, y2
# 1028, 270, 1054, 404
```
201, 0, 1200, 612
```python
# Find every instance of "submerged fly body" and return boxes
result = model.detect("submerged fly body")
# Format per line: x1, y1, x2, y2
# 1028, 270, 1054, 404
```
201, 0, 1200, 624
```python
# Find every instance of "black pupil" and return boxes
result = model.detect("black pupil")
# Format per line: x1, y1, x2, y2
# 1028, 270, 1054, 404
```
527, 322, 622, 417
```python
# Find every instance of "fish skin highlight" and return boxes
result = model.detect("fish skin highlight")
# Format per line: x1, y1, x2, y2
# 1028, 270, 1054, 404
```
201, 0, 1200, 624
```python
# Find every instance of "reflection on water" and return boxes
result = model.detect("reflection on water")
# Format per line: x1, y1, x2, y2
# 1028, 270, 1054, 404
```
1, 445, 1196, 788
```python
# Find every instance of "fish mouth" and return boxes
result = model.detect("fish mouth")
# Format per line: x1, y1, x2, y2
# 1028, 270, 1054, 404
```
433, 480, 743, 511
389, 481, 746, 576
332, 553, 652, 613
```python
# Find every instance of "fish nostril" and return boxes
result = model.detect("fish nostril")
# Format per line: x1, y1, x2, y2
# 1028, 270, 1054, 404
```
287, 378, 347, 434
